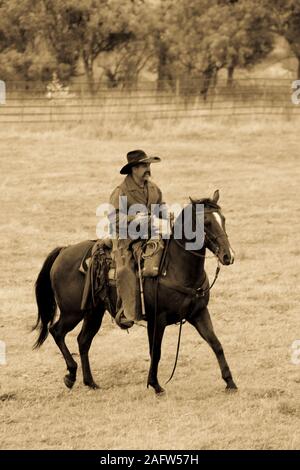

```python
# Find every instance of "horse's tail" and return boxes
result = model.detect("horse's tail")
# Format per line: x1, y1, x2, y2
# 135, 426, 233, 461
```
33, 246, 64, 349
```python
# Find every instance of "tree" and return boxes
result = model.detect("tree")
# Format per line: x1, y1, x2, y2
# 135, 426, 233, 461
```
151, 1, 178, 91
41, 0, 81, 81
164, 0, 223, 96
163, 0, 274, 96
209, 1, 274, 86
0, 0, 148, 87
259, 0, 300, 78
100, 0, 178, 91
101, 40, 153, 88
94, 0, 155, 88
42, 0, 135, 93
0, 0, 57, 81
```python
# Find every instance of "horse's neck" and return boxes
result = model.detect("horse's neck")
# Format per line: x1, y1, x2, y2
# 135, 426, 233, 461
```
165, 238, 205, 286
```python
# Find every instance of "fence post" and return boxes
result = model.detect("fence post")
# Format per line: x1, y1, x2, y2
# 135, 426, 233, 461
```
0, 80, 6, 105
80, 83, 84, 124
50, 98, 53, 123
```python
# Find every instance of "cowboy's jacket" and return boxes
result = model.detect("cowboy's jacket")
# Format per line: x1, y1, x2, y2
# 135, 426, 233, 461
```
109, 175, 167, 241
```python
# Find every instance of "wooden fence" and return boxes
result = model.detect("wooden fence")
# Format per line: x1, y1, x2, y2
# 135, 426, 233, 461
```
0, 78, 299, 123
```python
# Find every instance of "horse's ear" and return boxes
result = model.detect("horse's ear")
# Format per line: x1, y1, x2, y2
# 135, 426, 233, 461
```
189, 196, 195, 204
212, 189, 219, 203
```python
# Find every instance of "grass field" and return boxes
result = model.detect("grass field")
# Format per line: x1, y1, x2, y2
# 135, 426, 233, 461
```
0, 118, 300, 450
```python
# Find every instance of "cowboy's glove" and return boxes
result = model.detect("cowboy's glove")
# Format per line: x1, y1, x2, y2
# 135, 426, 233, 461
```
130, 212, 151, 239
151, 215, 170, 238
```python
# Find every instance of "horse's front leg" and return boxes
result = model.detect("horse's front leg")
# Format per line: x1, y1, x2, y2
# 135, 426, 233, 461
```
188, 306, 237, 391
147, 316, 166, 395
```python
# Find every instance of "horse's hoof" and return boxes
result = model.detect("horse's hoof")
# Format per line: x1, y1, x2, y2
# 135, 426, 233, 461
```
147, 381, 166, 396
225, 383, 238, 393
156, 388, 166, 397
154, 385, 166, 396
64, 375, 76, 389
85, 381, 100, 390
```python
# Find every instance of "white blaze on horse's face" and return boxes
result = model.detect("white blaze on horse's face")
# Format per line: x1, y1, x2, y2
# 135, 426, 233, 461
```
213, 211, 234, 264
213, 211, 223, 229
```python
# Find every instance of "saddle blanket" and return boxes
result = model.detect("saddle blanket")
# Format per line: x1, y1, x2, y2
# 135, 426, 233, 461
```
79, 240, 116, 282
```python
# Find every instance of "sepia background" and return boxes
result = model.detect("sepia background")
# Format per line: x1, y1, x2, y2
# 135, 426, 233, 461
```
0, 0, 300, 450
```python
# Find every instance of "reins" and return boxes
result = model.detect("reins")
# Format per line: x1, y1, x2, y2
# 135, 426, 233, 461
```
163, 255, 221, 385
165, 319, 184, 384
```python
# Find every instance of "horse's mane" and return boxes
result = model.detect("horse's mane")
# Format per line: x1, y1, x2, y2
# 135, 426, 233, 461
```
191, 198, 221, 211
173, 198, 221, 232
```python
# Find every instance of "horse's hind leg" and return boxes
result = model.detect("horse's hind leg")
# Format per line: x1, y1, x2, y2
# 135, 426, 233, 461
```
188, 307, 237, 391
49, 312, 82, 389
77, 306, 105, 389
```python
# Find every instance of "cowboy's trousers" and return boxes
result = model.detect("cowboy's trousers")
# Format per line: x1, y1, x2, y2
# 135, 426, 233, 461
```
112, 239, 142, 321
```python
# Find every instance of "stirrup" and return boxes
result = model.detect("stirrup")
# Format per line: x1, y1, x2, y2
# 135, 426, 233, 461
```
115, 309, 134, 330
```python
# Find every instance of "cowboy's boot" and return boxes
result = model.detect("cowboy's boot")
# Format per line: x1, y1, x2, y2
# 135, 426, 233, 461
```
115, 306, 134, 330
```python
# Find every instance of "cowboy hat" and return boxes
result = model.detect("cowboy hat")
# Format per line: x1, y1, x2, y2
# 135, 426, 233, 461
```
120, 149, 161, 175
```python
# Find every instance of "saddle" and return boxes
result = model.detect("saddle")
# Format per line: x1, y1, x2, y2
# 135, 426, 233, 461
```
79, 238, 165, 312
80, 239, 116, 312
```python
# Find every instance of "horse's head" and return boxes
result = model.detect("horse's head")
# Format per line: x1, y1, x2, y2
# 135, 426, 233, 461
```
190, 190, 234, 266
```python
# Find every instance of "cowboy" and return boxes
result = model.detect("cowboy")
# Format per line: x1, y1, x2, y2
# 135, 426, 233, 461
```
109, 149, 167, 328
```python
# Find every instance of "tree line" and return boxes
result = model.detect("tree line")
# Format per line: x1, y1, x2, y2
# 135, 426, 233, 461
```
0, 0, 299, 94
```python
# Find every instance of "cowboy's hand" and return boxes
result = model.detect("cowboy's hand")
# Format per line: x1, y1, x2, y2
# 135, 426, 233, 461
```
134, 212, 149, 223
132, 212, 151, 238
134, 212, 151, 230
151, 216, 170, 238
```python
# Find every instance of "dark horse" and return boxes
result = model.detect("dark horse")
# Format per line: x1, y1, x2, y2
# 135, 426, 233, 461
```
33, 190, 237, 395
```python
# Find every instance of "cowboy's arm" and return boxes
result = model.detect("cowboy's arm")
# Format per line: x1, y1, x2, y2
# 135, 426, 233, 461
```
108, 187, 129, 237
108, 187, 149, 239
155, 187, 169, 220
150, 186, 170, 238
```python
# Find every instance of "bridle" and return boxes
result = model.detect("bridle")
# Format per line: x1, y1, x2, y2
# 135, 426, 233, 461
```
173, 229, 222, 258
156, 207, 230, 305
172, 214, 230, 259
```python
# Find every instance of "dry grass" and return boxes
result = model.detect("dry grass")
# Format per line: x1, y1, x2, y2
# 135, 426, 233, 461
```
0, 117, 300, 450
